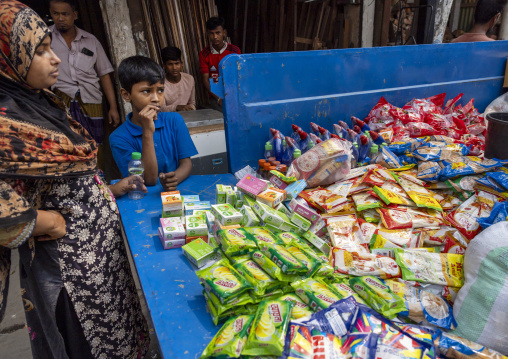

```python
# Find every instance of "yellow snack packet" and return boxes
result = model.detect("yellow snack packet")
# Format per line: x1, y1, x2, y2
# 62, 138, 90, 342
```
395, 175, 443, 212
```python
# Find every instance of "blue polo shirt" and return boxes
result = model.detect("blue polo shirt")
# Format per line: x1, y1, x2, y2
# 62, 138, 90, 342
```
110, 112, 198, 178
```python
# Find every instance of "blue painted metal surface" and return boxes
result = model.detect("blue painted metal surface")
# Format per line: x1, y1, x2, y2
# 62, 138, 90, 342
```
216, 41, 508, 173
116, 174, 237, 359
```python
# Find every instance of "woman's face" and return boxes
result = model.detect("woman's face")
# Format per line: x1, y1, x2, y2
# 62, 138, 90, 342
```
25, 35, 61, 89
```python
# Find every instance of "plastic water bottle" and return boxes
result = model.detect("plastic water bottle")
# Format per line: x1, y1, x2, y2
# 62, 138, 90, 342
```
128, 152, 144, 200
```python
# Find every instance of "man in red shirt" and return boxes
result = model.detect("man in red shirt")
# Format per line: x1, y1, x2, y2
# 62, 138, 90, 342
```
199, 17, 241, 110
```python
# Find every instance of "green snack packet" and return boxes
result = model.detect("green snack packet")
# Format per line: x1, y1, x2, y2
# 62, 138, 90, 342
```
204, 291, 251, 326
244, 227, 285, 249
264, 223, 284, 234
250, 251, 301, 282
275, 232, 313, 251
285, 245, 321, 277
291, 278, 341, 312
251, 288, 284, 304
234, 259, 280, 296
352, 192, 381, 212
207, 289, 254, 316
217, 228, 257, 257
323, 272, 350, 283
196, 259, 253, 303
361, 209, 381, 223
260, 243, 306, 274
229, 254, 252, 265
327, 279, 368, 306
349, 276, 406, 319
201, 314, 255, 358
242, 300, 294, 356
269, 169, 297, 183
277, 293, 313, 320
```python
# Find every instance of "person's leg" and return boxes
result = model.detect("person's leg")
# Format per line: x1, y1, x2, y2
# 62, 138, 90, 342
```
55, 289, 93, 359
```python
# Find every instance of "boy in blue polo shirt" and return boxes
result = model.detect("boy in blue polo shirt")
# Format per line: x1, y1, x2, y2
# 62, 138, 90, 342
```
110, 56, 198, 190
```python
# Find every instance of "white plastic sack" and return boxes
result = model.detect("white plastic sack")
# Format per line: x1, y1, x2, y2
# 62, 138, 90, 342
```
484, 92, 508, 115
452, 221, 508, 355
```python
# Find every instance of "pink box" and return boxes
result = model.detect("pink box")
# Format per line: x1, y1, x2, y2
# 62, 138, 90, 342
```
288, 198, 321, 225
269, 175, 288, 190
158, 227, 186, 249
236, 174, 268, 197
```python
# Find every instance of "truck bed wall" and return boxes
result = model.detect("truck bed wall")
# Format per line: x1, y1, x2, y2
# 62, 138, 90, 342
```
217, 42, 508, 173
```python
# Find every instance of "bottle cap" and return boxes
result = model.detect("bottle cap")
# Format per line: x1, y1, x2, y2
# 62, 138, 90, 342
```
292, 124, 301, 132
353, 125, 362, 134
263, 163, 271, 170
360, 135, 369, 145
279, 165, 287, 172
131, 152, 141, 160
318, 126, 326, 134
298, 130, 308, 140
369, 130, 379, 140
354, 143, 359, 148
259, 159, 266, 166
293, 149, 301, 158
274, 161, 281, 166
269, 166, 277, 171
370, 144, 379, 154
308, 140, 314, 148
265, 141, 273, 150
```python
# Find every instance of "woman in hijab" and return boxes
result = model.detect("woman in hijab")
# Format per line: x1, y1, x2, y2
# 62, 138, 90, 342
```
0, 1, 150, 358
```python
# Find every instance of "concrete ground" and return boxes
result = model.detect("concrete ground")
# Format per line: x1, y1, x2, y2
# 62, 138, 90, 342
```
0, 248, 161, 359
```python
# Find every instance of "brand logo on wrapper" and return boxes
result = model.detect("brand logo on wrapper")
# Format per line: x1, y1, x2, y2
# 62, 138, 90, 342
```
234, 317, 244, 333
316, 294, 336, 304
216, 279, 237, 288
269, 303, 283, 323
365, 277, 388, 290
227, 229, 246, 238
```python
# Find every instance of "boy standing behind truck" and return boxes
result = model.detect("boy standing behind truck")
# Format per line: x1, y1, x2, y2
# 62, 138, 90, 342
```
199, 17, 241, 111
160, 46, 196, 112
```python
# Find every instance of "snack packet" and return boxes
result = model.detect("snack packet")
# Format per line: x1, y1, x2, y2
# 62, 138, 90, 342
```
394, 249, 464, 287
277, 293, 314, 320
206, 289, 254, 317
349, 276, 407, 319
326, 216, 368, 253
287, 325, 313, 359
332, 249, 402, 279
244, 226, 284, 249
260, 243, 307, 274
309, 329, 345, 359
352, 192, 382, 211
328, 279, 369, 306
243, 300, 294, 356
361, 208, 381, 223
370, 227, 420, 249
385, 279, 457, 330
197, 259, 253, 303
372, 185, 415, 207
340, 333, 378, 358
251, 250, 299, 282
396, 175, 443, 211
201, 315, 255, 358
217, 228, 257, 256
286, 245, 322, 277
417, 161, 442, 183
437, 332, 508, 359
291, 278, 342, 312
234, 259, 279, 296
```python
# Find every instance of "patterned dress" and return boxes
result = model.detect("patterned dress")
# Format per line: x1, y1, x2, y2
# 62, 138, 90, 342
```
9, 174, 149, 359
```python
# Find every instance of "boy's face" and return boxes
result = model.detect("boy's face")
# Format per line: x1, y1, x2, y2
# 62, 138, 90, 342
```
207, 26, 226, 47
121, 80, 165, 113
164, 59, 182, 78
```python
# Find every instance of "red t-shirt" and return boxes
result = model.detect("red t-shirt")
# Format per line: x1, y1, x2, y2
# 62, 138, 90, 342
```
199, 43, 241, 83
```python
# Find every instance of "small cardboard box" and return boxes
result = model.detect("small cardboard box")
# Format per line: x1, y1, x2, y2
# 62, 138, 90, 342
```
240, 205, 260, 227
269, 175, 288, 190
182, 195, 200, 203
237, 174, 269, 198
213, 219, 241, 236
211, 203, 243, 226
285, 180, 307, 200
159, 217, 185, 240
275, 202, 292, 217
216, 184, 226, 204
251, 201, 289, 227
185, 214, 208, 237
288, 198, 321, 225
303, 231, 330, 255
184, 201, 211, 216
161, 191, 183, 217
225, 186, 236, 206
290, 212, 312, 231
256, 188, 286, 208
182, 239, 214, 268
185, 235, 208, 244
234, 188, 244, 209
158, 227, 185, 250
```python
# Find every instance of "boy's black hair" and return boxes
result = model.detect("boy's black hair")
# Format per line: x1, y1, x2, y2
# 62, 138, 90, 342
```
161, 46, 182, 63
49, 0, 78, 11
118, 56, 165, 93
206, 17, 225, 31
475, 0, 507, 24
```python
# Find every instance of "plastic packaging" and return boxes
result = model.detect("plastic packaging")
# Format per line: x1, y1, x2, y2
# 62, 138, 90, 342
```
357, 135, 371, 163
128, 152, 144, 200
318, 126, 331, 140
287, 138, 352, 187
201, 315, 255, 358
291, 278, 342, 311
282, 136, 299, 166
291, 124, 303, 142
352, 116, 371, 132
270, 128, 284, 162
331, 249, 402, 279
265, 141, 274, 160
297, 130, 313, 154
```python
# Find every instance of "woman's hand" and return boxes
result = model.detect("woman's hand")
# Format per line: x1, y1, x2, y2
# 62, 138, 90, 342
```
33, 210, 66, 241
109, 175, 148, 198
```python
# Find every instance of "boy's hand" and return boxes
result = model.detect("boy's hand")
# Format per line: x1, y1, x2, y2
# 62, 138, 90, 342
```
176, 105, 194, 111
159, 172, 178, 191
139, 104, 160, 133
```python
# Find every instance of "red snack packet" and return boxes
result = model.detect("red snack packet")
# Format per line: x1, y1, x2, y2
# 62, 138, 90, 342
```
360, 170, 386, 187
407, 122, 440, 138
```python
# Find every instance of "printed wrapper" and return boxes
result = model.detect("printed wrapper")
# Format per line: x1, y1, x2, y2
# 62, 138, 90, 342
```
372, 185, 414, 207
327, 216, 369, 254
243, 300, 294, 356
204, 293, 250, 326
437, 332, 508, 359
285, 245, 322, 277
225, 186, 236, 207
331, 248, 402, 279
277, 293, 314, 320
349, 276, 406, 319
396, 175, 443, 212
288, 198, 322, 225
260, 243, 307, 274
275, 202, 292, 217
252, 201, 290, 227
327, 279, 368, 306
370, 227, 421, 249
275, 232, 314, 252
201, 315, 255, 358
158, 228, 185, 250
257, 188, 287, 208
185, 214, 208, 237
384, 279, 457, 330
217, 227, 257, 257
291, 278, 342, 312
184, 201, 211, 215
302, 231, 331, 255
234, 259, 280, 296
244, 226, 285, 249
182, 239, 214, 268
250, 250, 302, 282
352, 192, 381, 211
196, 259, 253, 303
394, 249, 464, 287
159, 217, 186, 240
206, 290, 254, 317
285, 180, 308, 200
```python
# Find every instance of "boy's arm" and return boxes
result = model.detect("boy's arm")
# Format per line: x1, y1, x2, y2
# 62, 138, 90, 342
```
159, 158, 193, 191
138, 105, 159, 186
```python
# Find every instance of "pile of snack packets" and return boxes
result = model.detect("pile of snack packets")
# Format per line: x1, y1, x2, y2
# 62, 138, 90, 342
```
176, 93, 508, 359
